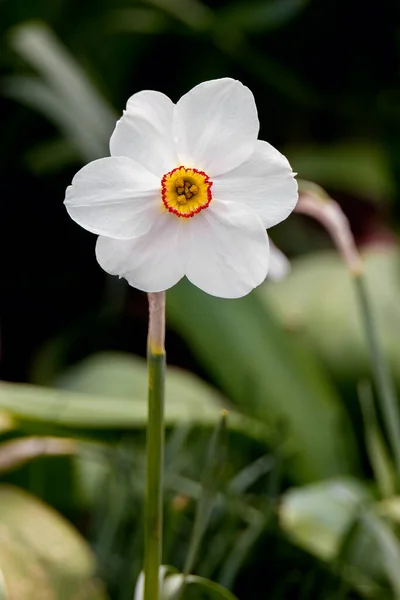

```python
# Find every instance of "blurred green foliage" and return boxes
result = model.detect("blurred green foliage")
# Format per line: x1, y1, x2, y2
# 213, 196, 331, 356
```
1, 0, 400, 598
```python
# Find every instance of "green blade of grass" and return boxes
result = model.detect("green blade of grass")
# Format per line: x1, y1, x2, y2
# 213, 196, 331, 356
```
353, 273, 400, 477
183, 410, 228, 578
162, 573, 239, 600
358, 381, 396, 498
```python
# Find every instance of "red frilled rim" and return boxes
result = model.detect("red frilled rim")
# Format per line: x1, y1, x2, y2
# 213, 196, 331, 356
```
161, 166, 213, 218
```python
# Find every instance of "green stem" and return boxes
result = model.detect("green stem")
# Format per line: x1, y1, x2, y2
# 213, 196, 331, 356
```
353, 273, 400, 474
144, 292, 166, 600
295, 187, 400, 476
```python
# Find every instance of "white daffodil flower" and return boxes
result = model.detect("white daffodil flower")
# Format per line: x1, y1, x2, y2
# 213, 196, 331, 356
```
65, 78, 297, 298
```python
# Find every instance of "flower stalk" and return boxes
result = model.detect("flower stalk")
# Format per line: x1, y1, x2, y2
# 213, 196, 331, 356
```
296, 181, 400, 475
296, 181, 362, 276
352, 274, 400, 473
144, 291, 166, 600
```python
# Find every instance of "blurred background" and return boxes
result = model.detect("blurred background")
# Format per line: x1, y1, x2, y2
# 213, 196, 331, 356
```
1, 0, 400, 598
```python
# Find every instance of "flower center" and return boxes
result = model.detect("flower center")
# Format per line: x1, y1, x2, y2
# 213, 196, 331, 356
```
161, 166, 212, 218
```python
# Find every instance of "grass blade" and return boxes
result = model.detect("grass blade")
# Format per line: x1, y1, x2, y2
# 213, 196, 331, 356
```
358, 381, 396, 498
353, 273, 400, 476
184, 410, 228, 576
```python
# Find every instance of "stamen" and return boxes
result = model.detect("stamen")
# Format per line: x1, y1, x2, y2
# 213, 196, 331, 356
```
177, 195, 187, 205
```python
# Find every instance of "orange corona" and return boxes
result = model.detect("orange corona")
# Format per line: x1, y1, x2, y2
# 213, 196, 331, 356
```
161, 166, 213, 218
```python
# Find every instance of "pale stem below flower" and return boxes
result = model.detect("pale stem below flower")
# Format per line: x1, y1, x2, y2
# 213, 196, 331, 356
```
148, 292, 166, 353
296, 193, 363, 276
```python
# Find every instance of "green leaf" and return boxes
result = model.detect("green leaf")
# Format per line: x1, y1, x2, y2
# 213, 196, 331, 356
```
280, 477, 371, 561
162, 573, 239, 600
134, 568, 238, 600
56, 352, 224, 406
0, 484, 107, 599
379, 496, 400, 525
6, 22, 116, 161
0, 354, 268, 444
2, 76, 98, 162
0, 355, 222, 430
280, 477, 400, 596
361, 509, 400, 598
134, 566, 176, 600
168, 279, 356, 483
264, 248, 400, 389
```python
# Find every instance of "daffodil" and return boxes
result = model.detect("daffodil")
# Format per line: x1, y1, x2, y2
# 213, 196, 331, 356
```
65, 78, 297, 298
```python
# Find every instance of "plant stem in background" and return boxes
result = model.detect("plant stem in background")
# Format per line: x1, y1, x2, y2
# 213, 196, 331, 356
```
144, 291, 166, 600
353, 275, 400, 472
296, 182, 400, 475
358, 381, 396, 498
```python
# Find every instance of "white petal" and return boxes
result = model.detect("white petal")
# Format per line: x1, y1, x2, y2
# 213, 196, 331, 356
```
65, 157, 161, 239
268, 241, 290, 281
95, 212, 186, 292
186, 200, 269, 298
212, 140, 298, 229
174, 78, 259, 177
110, 90, 178, 176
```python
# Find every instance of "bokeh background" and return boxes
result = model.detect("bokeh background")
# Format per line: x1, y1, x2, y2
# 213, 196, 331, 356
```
1, 0, 400, 598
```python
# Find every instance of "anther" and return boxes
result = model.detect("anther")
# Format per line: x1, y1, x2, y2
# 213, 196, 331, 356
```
189, 185, 198, 195
175, 178, 185, 189
177, 195, 187, 205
